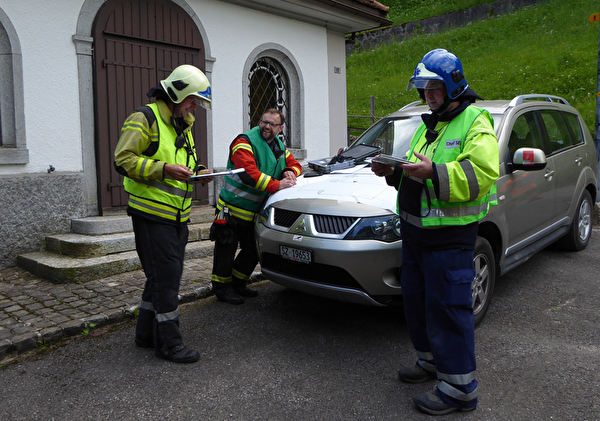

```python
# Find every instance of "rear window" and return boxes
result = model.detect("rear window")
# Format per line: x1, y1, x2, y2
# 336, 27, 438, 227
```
563, 112, 584, 146
540, 110, 573, 154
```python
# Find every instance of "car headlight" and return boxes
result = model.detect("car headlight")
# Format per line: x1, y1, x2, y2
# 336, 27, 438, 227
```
258, 205, 271, 227
344, 215, 401, 242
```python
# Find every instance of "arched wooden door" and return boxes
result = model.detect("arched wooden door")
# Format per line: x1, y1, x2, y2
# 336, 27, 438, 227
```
93, 0, 209, 212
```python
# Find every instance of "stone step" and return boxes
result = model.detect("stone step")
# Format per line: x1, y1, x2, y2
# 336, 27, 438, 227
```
17, 205, 217, 284
45, 222, 212, 258
16, 240, 214, 284
70, 206, 215, 235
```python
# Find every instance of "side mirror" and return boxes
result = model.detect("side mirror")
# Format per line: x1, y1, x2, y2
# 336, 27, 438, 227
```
507, 147, 547, 173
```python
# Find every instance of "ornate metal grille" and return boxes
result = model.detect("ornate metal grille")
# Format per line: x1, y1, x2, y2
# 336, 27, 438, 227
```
248, 57, 290, 146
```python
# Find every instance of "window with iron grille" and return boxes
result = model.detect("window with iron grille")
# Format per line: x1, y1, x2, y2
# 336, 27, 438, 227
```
248, 57, 290, 146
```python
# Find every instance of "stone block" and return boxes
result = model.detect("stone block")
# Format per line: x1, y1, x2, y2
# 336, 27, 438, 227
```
40, 326, 63, 344
12, 331, 39, 353
0, 338, 14, 361
61, 319, 85, 337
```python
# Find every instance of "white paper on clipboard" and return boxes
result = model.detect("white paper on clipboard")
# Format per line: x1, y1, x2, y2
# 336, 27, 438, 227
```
189, 168, 245, 180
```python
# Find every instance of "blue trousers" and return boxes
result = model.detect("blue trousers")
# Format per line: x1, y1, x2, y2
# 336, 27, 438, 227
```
401, 241, 478, 409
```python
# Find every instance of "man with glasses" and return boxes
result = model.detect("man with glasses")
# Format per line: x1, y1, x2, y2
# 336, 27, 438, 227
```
210, 108, 302, 304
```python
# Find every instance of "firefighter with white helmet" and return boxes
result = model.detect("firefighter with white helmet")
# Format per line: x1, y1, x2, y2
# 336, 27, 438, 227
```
114, 64, 213, 363
372, 49, 499, 415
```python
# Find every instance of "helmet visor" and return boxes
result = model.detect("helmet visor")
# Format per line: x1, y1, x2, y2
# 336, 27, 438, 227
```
191, 96, 211, 110
406, 78, 445, 92
192, 87, 212, 110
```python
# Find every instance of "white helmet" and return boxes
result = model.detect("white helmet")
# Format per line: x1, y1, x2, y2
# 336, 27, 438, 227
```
160, 64, 211, 109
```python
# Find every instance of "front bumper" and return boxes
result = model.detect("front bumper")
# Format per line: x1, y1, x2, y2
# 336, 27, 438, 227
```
255, 222, 403, 306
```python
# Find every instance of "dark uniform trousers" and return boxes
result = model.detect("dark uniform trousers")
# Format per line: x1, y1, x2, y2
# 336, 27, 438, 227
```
132, 215, 188, 350
401, 241, 478, 410
211, 215, 258, 284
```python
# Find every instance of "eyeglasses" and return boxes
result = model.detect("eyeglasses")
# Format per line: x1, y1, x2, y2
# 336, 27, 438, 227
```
259, 119, 282, 128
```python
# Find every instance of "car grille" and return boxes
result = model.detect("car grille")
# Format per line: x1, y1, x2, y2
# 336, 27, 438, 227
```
273, 208, 357, 234
274, 208, 302, 227
261, 253, 366, 291
313, 215, 357, 234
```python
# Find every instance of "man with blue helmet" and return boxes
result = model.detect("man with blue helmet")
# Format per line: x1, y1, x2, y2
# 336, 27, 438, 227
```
372, 49, 499, 415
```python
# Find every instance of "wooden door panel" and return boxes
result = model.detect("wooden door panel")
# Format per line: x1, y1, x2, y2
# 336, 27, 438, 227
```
93, 0, 207, 211
103, 40, 157, 207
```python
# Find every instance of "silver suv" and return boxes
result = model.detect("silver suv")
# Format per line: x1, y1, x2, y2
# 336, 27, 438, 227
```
255, 95, 598, 325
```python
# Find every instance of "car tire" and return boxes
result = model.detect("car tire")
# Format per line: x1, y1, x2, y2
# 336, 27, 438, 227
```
558, 189, 593, 251
473, 236, 495, 327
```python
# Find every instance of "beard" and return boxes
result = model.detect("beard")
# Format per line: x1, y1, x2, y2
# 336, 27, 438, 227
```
260, 127, 276, 142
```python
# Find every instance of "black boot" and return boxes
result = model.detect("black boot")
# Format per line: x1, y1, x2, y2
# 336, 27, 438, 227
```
232, 278, 259, 298
212, 281, 244, 305
155, 343, 200, 363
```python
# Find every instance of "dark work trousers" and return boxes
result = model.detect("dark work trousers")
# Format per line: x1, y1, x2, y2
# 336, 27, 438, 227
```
132, 214, 188, 351
211, 216, 258, 284
401, 241, 478, 410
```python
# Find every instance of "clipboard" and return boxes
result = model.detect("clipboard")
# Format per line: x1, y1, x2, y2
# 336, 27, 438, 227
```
371, 155, 411, 166
189, 168, 245, 181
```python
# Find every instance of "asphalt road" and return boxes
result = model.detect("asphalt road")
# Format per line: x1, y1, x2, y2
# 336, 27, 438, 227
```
1, 231, 599, 420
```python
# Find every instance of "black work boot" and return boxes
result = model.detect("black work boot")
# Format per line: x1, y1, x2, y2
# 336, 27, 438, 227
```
212, 281, 244, 305
155, 343, 200, 363
232, 278, 259, 298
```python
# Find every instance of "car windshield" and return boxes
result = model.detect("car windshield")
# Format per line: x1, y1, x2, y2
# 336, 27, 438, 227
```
351, 112, 505, 158
351, 117, 422, 158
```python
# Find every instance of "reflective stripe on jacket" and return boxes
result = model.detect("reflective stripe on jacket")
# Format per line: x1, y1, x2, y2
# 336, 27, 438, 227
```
122, 102, 197, 223
218, 126, 287, 221
400, 106, 499, 227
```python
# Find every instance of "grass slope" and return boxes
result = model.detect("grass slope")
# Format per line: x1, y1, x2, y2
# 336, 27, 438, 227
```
347, 0, 599, 135
384, 0, 495, 25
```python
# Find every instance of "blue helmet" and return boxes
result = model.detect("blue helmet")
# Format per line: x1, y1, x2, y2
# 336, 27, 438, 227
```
406, 49, 468, 99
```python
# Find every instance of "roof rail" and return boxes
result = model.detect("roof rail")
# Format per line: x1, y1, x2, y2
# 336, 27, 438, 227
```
398, 100, 425, 111
508, 94, 570, 107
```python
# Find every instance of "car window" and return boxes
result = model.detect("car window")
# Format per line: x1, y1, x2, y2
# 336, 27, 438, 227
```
539, 110, 573, 155
353, 117, 422, 157
563, 112, 584, 146
508, 112, 543, 156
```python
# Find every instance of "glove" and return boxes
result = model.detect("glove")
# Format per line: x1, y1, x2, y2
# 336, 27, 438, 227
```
209, 207, 237, 245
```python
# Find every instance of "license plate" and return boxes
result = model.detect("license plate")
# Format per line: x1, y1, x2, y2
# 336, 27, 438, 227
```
279, 245, 312, 264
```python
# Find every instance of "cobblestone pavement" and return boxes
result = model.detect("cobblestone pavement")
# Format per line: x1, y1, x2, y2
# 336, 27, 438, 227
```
0, 257, 262, 364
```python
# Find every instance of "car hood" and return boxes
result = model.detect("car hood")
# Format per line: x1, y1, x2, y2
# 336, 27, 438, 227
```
264, 164, 397, 215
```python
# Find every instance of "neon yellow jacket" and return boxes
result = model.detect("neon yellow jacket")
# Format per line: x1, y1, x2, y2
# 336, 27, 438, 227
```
114, 100, 199, 223
399, 106, 499, 227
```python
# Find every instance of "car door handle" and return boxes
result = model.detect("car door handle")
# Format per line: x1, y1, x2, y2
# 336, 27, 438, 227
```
575, 156, 583, 165
544, 170, 555, 179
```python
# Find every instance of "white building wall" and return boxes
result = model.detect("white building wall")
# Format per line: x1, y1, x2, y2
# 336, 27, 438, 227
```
196, 0, 332, 166
0, 0, 336, 176
0, 0, 83, 175
326, 29, 349, 156
0, 0, 368, 269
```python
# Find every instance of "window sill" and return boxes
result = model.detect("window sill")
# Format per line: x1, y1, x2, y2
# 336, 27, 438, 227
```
0, 147, 29, 165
